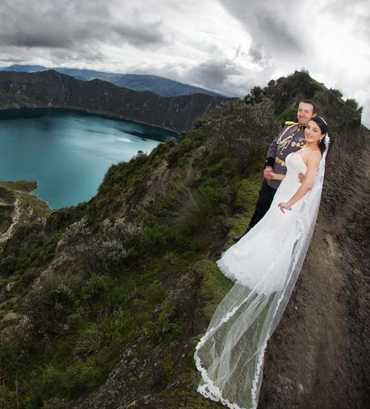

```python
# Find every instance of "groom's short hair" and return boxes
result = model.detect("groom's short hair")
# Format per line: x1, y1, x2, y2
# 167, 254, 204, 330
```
299, 99, 317, 114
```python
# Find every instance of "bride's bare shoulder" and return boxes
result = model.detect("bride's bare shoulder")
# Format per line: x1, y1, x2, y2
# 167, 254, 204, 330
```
307, 149, 322, 165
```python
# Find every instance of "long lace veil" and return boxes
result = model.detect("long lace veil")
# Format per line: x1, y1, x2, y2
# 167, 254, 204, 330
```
194, 135, 330, 409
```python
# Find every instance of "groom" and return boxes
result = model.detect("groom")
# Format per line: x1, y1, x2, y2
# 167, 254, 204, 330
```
234, 99, 317, 242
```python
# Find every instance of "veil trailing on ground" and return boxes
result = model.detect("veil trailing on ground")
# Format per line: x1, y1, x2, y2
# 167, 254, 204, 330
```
194, 136, 330, 409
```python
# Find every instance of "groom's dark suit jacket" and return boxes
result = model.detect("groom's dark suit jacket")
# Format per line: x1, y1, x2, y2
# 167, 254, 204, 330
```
265, 122, 306, 190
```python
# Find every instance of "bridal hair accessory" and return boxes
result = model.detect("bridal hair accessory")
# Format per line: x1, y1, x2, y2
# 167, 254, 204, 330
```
310, 116, 328, 139
323, 133, 330, 147
319, 116, 328, 125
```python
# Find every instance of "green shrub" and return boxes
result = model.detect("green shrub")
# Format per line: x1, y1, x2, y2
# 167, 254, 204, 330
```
64, 218, 142, 275
0, 385, 17, 408
330, 88, 343, 99
81, 274, 113, 300
148, 282, 166, 305
25, 277, 77, 335
140, 222, 198, 253
204, 98, 279, 177
0, 254, 17, 276
144, 300, 184, 341
167, 138, 194, 168
141, 223, 172, 250
169, 185, 219, 232
105, 285, 130, 312
131, 151, 148, 165
62, 218, 90, 244
40, 360, 103, 398
164, 362, 175, 381
75, 323, 103, 356
345, 98, 360, 111
208, 157, 230, 176
277, 107, 297, 124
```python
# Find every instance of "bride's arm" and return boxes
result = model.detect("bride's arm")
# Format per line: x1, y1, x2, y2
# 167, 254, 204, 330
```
278, 152, 321, 212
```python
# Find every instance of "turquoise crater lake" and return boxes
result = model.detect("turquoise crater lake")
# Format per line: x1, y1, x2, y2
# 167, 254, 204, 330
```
0, 109, 177, 209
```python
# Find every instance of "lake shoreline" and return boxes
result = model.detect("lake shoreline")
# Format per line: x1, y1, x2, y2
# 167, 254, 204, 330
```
0, 109, 176, 208
0, 105, 180, 136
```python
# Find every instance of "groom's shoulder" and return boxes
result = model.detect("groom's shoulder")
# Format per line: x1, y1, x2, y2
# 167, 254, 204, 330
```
278, 121, 298, 136
284, 121, 299, 127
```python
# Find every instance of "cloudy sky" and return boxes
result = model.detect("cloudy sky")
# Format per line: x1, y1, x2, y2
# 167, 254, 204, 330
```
1, 0, 370, 126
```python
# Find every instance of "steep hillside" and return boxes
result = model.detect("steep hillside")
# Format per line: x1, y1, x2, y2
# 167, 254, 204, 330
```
0, 71, 368, 409
0, 70, 231, 133
0, 181, 51, 246
1, 65, 223, 97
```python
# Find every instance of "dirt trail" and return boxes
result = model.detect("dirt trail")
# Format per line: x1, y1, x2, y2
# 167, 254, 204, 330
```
259, 134, 370, 409
0, 199, 21, 244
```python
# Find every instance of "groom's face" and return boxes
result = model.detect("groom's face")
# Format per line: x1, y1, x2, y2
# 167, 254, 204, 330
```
297, 102, 315, 125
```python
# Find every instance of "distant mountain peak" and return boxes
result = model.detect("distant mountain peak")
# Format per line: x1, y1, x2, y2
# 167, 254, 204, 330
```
0, 64, 225, 98
0, 70, 234, 132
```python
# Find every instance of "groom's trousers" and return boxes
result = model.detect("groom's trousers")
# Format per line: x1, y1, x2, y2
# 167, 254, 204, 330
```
245, 179, 277, 233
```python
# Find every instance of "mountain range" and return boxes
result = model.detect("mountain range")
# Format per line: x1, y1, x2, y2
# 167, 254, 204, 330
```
0, 70, 234, 132
0, 64, 224, 98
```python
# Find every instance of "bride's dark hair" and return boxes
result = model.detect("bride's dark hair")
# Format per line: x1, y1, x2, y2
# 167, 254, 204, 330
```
310, 116, 328, 155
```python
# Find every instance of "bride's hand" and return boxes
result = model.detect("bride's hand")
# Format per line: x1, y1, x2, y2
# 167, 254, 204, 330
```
278, 202, 292, 213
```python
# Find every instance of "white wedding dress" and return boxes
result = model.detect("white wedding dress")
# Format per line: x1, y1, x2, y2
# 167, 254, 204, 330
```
217, 152, 307, 295
194, 146, 329, 409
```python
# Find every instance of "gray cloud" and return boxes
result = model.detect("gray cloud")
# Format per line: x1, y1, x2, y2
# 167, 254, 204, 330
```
0, 0, 167, 51
247, 43, 271, 68
112, 21, 166, 46
217, 0, 369, 58
188, 59, 241, 91
216, 0, 305, 59
255, 12, 303, 53
0, 29, 75, 49
0, 51, 26, 66
129, 56, 273, 98
321, 0, 369, 16
248, 45, 263, 63
321, 0, 370, 38
358, 15, 370, 37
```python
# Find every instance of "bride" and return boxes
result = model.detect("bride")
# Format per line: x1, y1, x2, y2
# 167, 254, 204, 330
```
194, 116, 329, 409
